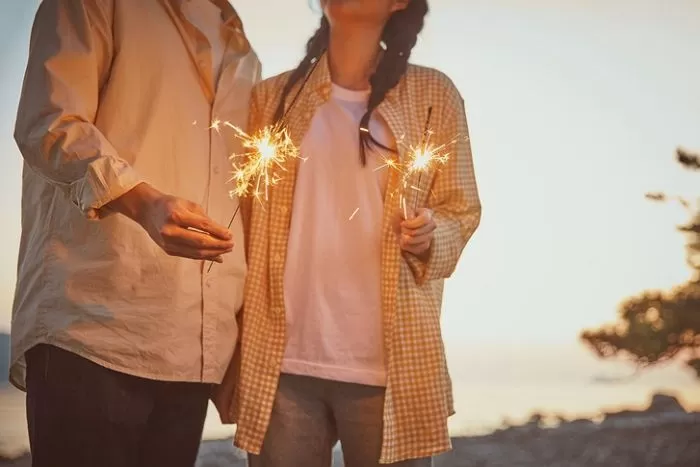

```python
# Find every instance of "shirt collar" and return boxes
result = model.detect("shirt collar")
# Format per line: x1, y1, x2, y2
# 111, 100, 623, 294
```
171, 0, 243, 31
306, 52, 400, 105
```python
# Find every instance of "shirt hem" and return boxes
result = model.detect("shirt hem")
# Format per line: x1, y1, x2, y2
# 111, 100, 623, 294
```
9, 338, 222, 391
379, 442, 452, 465
235, 434, 452, 464
281, 358, 387, 387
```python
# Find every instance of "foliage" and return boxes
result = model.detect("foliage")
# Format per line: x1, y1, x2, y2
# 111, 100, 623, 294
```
581, 148, 700, 378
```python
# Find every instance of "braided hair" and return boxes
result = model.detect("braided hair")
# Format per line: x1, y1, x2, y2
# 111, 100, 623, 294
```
274, 1, 429, 165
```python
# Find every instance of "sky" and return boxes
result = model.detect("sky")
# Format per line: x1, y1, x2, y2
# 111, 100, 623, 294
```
0, 0, 699, 418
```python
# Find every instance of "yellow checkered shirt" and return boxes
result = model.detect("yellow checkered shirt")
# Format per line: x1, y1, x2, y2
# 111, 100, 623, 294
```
229, 54, 481, 464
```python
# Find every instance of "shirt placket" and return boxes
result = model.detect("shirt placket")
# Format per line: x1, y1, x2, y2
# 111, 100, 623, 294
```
178, 7, 218, 380
200, 13, 249, 380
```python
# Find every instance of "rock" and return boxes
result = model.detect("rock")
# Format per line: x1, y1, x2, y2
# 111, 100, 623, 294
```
647, 394, 686, 414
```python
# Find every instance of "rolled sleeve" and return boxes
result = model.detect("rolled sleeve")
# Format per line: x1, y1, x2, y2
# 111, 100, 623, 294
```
14, 0, 140, 219
76, 154, 143, 219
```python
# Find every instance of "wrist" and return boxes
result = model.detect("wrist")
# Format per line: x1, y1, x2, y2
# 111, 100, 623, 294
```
107, 182, 160, 222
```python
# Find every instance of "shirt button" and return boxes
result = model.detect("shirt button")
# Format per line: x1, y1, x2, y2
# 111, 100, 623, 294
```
273, 253, 282, 262
213, 166, 220, 175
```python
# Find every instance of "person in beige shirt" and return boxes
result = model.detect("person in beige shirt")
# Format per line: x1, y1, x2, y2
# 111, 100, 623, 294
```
11, 1, 260, 466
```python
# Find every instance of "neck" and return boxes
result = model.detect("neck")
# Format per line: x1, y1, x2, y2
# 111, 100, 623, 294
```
328, 24, 383, 91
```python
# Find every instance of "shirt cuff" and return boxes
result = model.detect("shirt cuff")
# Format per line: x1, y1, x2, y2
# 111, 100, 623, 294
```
70, 155, 143, 220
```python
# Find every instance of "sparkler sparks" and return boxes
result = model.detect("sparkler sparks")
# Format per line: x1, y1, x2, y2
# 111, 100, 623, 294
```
224, 122, 302, 204
206, 54, 325, 272
368, 106, 462, 220
400, 132, 453, 218
209, 118, 222, 132
373, 106, 457, 219
205, 121, 302, 273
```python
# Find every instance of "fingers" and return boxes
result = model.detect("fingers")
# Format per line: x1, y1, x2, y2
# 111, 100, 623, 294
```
401, 208, 433, 229
164, 242, 228, 262
401, 232, 433, 246
401, 221, 436, 238
161, 225, 234, 252
400, 238, 431, 256
399, 207, 434, 255
170, 205, 233, 241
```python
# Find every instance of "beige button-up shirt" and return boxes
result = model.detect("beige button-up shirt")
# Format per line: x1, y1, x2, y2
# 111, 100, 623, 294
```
221, 55, 481, 464
10, 0, 260, 390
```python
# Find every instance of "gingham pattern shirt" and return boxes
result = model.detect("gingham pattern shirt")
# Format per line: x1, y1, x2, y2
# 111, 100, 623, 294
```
229, 55, 481, 463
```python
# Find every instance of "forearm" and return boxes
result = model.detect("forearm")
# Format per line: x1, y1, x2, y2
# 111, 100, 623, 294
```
102, 182, 161, 222
13, 0, 137, 219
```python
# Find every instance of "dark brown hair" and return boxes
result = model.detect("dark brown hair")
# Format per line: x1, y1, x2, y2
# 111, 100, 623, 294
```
274, 1, 430, 165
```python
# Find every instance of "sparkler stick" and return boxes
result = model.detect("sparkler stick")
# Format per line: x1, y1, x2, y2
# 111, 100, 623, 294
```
412, 106, 434, 213
206, 204, 240, 273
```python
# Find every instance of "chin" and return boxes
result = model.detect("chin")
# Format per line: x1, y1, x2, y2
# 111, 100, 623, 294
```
324, 0, 373, 23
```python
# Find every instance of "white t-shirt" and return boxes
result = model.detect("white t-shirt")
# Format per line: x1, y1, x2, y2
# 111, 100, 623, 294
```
282, 84, 395, 387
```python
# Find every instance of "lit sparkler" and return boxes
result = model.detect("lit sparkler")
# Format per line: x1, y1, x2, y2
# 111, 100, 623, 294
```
205, 122, 300, 273
224, 122, 302, 204
400, 107, 451, 219
206, 55, 324, 272
369, 106, 459, 221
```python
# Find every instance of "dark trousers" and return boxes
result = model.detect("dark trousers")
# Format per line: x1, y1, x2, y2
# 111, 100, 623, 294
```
25, 344, 211, 467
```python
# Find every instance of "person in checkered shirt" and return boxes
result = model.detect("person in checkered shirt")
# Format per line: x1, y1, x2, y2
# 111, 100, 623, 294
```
213, 0, 482, 465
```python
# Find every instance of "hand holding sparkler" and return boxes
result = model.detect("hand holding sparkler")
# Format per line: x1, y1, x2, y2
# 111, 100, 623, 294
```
109, 183, 234, 263
391, 105, 460, 257
399, 207, 436, 257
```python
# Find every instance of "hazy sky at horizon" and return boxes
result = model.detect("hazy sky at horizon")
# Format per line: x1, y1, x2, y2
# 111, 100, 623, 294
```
1, 0, 699, 394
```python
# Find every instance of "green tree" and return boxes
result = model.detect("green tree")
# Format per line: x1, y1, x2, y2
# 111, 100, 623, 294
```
581, 148, 700, 377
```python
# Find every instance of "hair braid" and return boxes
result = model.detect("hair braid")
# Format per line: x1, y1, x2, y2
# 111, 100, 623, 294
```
359, 0, 429, 165
276, 1, 429, 164
273, 17, 330, 122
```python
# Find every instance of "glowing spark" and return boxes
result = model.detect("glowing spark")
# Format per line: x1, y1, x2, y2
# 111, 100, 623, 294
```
224, 122, 302, 205
371, 107, 463, 219
404, 132, 451, 176
348, 207, 360, 221
374, 154, 401, 172
400, 130, 453, 217
208, 54, 322, 272
210, 119, 222, 132
192, 120, 198, 126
